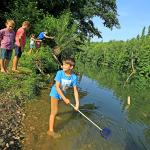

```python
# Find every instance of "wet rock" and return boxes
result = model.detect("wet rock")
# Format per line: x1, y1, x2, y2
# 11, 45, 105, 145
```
2, 130, 6, 135
9, 141, 14, 145
6, 143, 9, 148
13, 136, 20, 140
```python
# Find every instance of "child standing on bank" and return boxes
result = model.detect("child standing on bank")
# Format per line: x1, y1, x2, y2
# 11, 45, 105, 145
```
28, 34, 42, 54
28, 34, 35, 54
36, 31, 54, 49
47, 57, 79, 138
0, 19, 15, 73
12, 21, 30, 72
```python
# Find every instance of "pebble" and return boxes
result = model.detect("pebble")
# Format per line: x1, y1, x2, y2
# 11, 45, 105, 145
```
6, 143, 9, 147
9, 141, 14, 145
0, 138, 4, 146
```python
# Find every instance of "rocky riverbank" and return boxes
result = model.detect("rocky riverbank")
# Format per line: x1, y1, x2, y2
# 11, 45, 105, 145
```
0, 93, 26, 149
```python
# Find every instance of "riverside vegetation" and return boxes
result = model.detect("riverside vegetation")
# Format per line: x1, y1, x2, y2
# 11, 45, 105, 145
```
0, 0, 149, 149
76, 27, 150, 87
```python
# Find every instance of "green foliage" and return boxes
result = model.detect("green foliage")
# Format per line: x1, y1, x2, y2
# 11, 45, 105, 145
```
31, 46, 58, 73
35, 0, 119, 37
1, 0, 119, 39
34, 12, 82, 57
20, 44, 58, 74
0, 0, 14, 28
141, 26, 146, 37
0, 44, 58, 100
76, 28, 150, 83
148, 25, 150, 36
0, 73, 40, 99
4, 0, 43, 32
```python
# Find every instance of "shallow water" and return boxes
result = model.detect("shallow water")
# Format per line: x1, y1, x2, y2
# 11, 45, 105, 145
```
22, 70, 150, 150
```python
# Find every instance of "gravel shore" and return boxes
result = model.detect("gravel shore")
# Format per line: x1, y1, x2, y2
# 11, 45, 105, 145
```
0, 93, 26, 150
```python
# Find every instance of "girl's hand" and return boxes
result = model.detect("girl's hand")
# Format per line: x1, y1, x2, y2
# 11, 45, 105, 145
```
51, 36, 55, 39
63, 98, 70, 104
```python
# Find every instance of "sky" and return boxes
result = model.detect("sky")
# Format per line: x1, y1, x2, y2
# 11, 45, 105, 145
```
92, 0, 150, 42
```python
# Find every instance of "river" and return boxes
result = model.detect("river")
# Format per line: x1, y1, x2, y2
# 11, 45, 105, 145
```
22, 68, 150, 150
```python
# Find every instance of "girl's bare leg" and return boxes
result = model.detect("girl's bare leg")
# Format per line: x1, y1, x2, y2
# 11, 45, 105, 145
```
4, 59, 10, 72
12, 56, 19, 71
0, 59, 6, 73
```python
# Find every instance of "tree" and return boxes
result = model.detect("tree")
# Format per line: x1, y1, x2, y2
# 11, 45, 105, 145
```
34, 12, 82, 55
3, 0, 43, 32
147, 25, 150, 36
141, 26, 146, 37
136, 34, 140, 40
36, 0, 120, 38
0, 0, 15, 28
1, 0, 119, 39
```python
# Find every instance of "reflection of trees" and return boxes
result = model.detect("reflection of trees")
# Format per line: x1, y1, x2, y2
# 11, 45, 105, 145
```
79, 65, 150, 143
77, 75, 88, 99
77, 74, 82, 84
145, 129, 150, 143
78, 88, 88, 100
124, 133, 144, 150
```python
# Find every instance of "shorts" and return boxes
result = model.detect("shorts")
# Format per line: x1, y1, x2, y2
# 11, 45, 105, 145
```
0, 48, 12, 60
35, 41, 41, 49
15, 45, 22, 58
50, 86, 66, 100
30, 44, 35, 49
50, 86, 62, 100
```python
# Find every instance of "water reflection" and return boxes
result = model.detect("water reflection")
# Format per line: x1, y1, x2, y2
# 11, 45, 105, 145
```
80, 66, 150, 149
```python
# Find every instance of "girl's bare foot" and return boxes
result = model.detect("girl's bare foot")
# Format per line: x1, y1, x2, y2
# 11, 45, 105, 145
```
47, 131, 61, 138
1, 69, 6, 73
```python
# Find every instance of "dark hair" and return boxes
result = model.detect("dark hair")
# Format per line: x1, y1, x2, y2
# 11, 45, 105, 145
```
63, 57, 75, 66
30, 34, 35, 38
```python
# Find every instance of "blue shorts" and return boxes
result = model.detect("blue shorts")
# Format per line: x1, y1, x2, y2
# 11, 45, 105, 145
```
50, 86, 66, 100
15, 45, 22, 58
0, 48, 12, 60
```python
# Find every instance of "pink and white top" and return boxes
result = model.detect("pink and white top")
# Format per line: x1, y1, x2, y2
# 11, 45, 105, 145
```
15, 27, 26, 48
0, 28, 15, 50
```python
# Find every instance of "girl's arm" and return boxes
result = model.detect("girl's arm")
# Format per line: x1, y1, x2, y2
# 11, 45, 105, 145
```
73, 86, 79, 110
44, 34, 54, 39
56, 81, 70, 104
0, 30, 3, 45
35, 39, 42, 42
